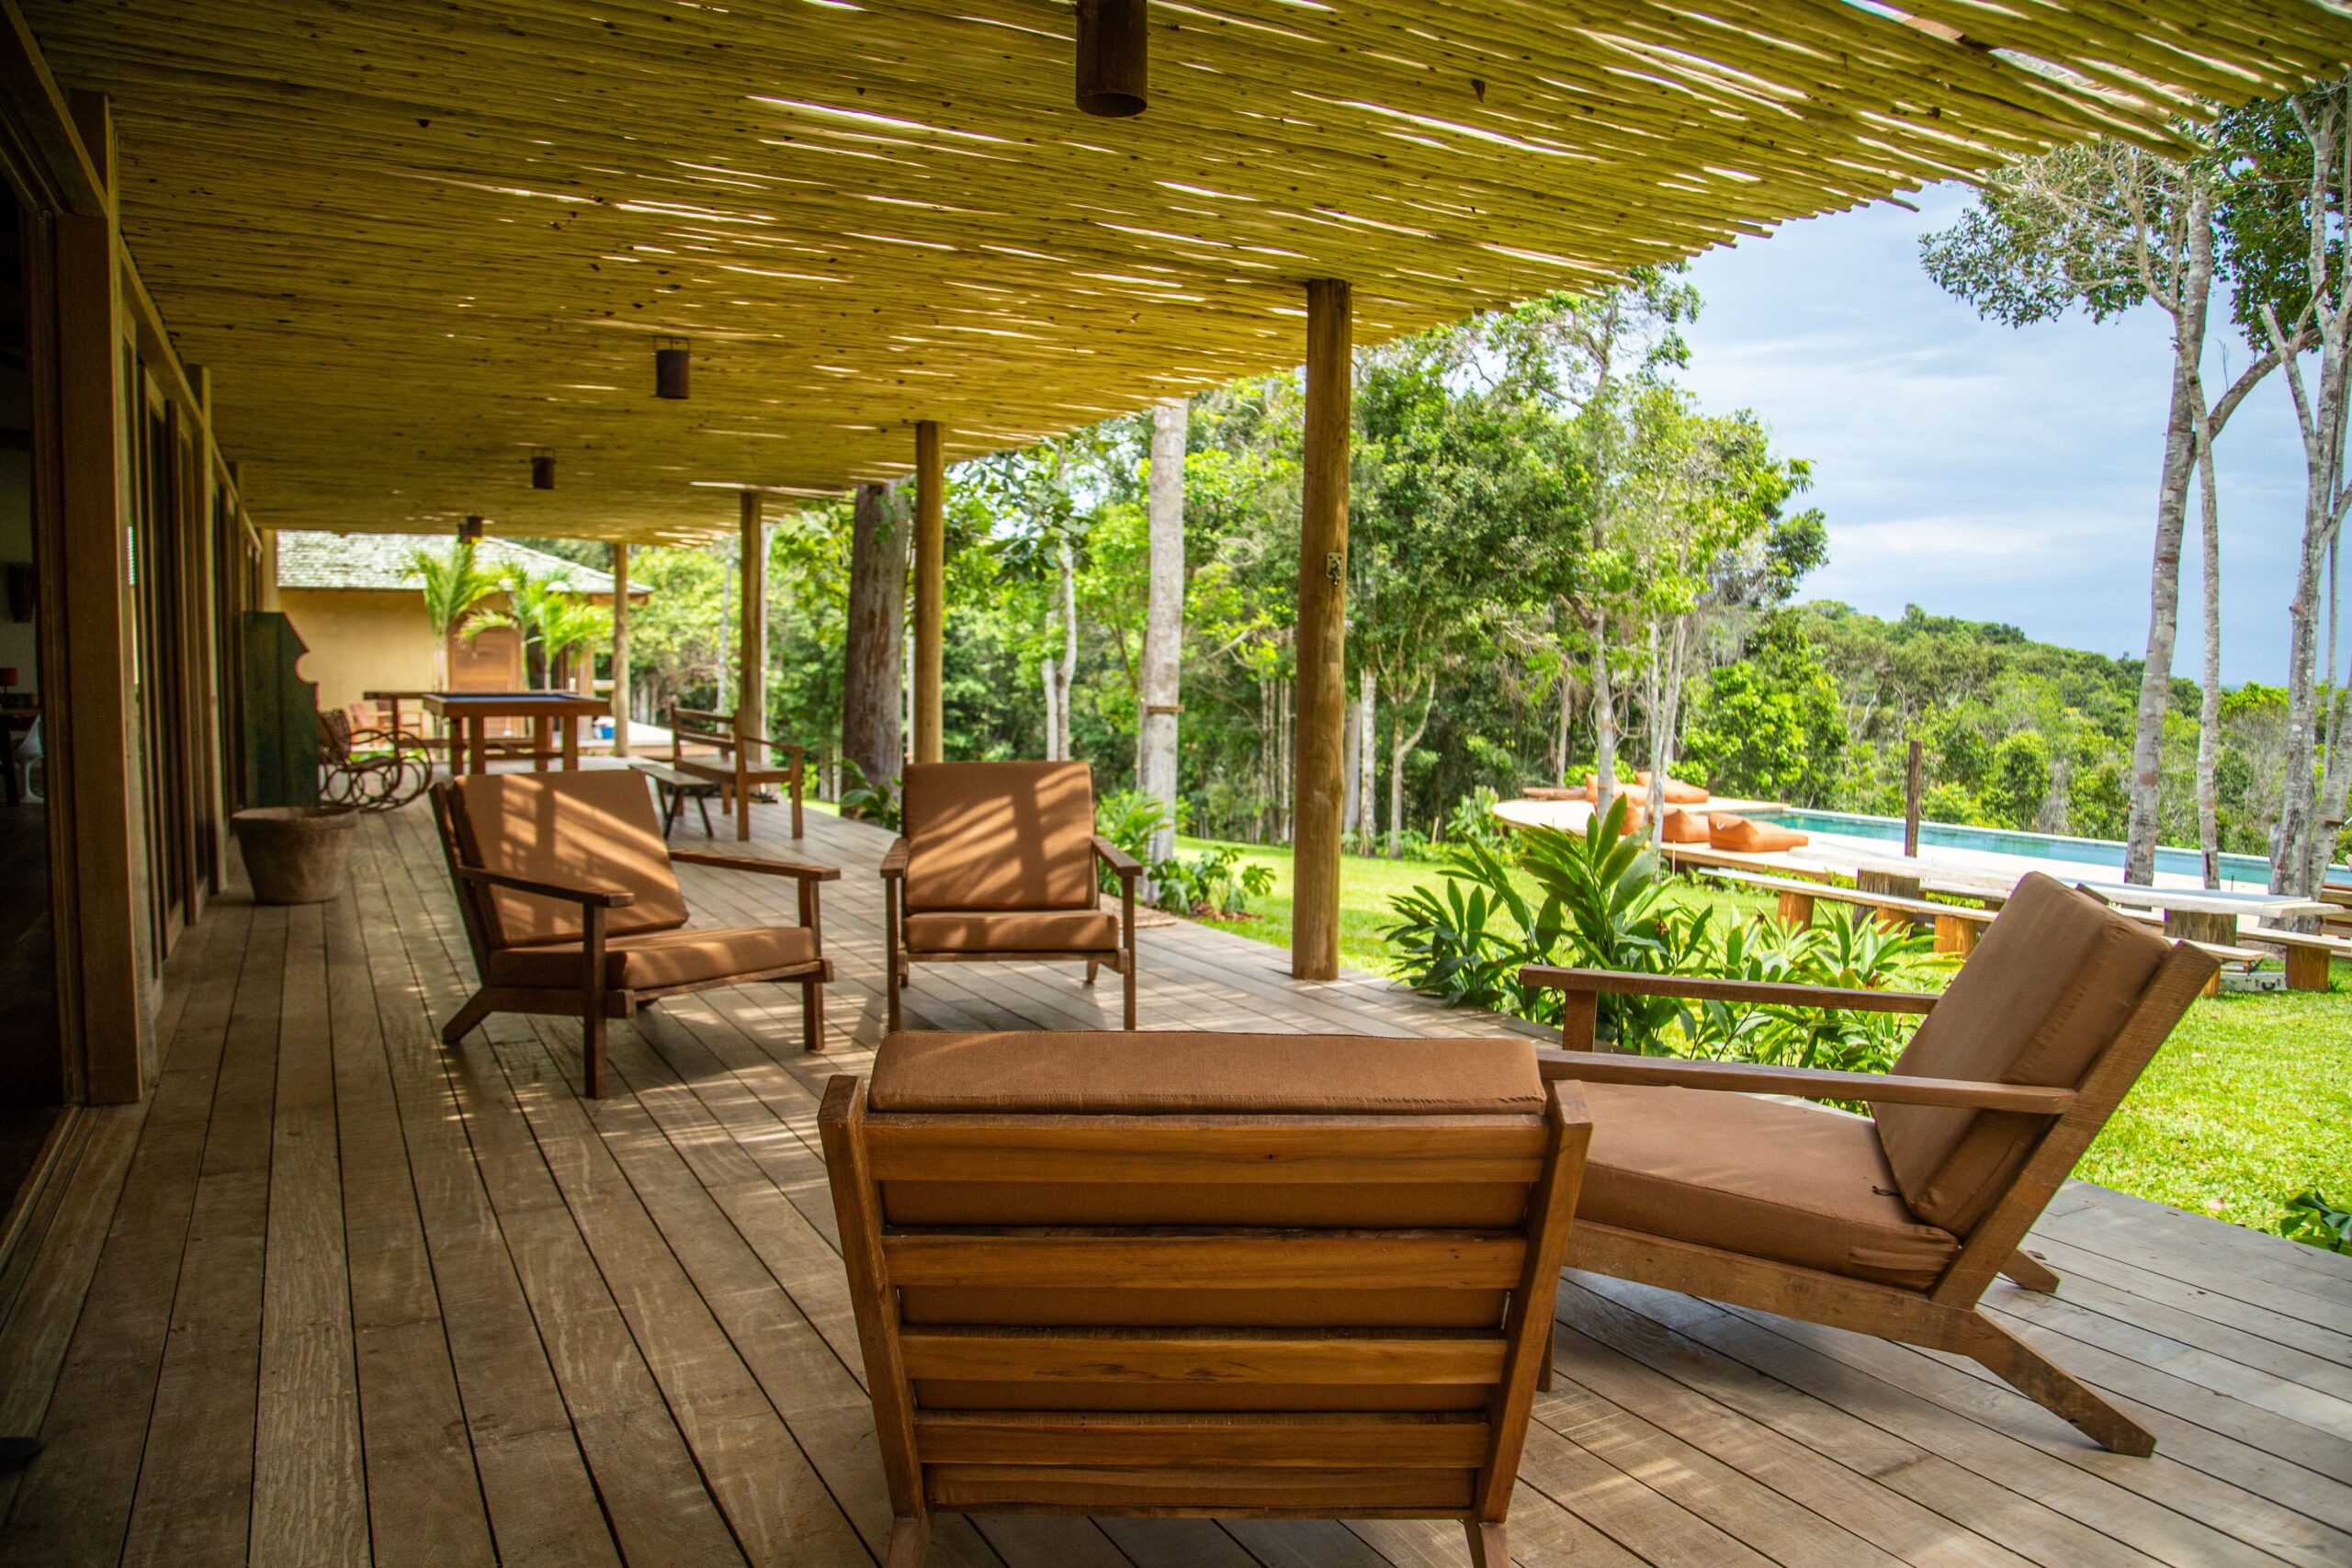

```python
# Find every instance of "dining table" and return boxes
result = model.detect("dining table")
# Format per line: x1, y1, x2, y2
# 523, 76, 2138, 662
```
423, 692, 608, 777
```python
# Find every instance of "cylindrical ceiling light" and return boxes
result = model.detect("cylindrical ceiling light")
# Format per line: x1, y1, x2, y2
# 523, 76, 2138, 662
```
458, 514, 486, 544
530, 451, 556, 490
1075, 0, 1147, 118
654, 335, 691, 400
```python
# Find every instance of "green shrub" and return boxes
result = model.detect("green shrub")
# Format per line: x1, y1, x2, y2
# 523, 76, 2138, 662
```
837, 759, 901, 830
2280, 1189, 2352, 1254
1155, 844, 1274, 917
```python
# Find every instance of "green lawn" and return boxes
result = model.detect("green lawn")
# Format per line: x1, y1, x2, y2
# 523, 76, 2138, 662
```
1185, 834, 2352, 1240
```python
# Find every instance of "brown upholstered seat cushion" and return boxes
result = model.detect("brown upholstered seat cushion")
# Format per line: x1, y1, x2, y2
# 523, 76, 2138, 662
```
447, 771, 688, 946
1635, 770, 1711, 805
903, 908, 1120, 954
1877, 873, 2166, 1235
486, 923, 818, 991
1662, 807, 1709, 844
1709, 813, 1808, 852
1576, 1081, 1959, 1290
902, 761, 1098, 912
869, 1030, 1543, 1115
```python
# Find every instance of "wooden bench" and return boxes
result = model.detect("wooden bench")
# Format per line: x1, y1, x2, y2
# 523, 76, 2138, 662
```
2244, 922, 2352, 992
630, 760, 720, 839
1695, 867, 1996, 955
669, 705, 805, 841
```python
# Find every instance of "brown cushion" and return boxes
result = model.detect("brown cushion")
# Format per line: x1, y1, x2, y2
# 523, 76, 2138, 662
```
447, 772, 689, 946
1709, 813, 1808, 852
869, 1030, 1544, 1116
904, 908, 1120, 954
1634, 770, 1710, 805
485, 924, 818, 991
1577, 1081, 1959, 1290
902, 761, 1099, 912
1876, 873, 2167, 1235
1662, 807, 1709, 844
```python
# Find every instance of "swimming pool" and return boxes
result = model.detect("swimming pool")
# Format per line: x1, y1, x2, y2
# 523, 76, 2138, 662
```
1744, 807, 2348, 888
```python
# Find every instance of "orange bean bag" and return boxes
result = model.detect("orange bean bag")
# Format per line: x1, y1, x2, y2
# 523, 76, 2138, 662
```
1634, 770, 1711, 805
1708, 813, 1809, 853
1662, 807, 1710, 844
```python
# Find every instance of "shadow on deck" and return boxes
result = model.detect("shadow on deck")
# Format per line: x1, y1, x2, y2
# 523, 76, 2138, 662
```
0, 795, 2345, 1566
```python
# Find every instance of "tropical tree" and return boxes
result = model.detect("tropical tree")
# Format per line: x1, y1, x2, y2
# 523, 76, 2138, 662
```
469, 562, 586, 689
403, 539, 501, 689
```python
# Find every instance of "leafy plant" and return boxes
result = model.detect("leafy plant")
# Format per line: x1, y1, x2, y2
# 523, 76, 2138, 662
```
1096, 788, 1171, 893
838, 758, 902, 830
2280, 1189, 2352, 1254
1157, 845, 1275, 918
1445, 785, 1508, 850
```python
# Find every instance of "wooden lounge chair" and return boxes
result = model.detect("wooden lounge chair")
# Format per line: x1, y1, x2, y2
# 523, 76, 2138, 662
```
879, 761, 1140, 1032
1522, 871, 2218, 1456
820, 1029, 1592, 1567
669, 704, 806, 840
430, 769, 838, 1097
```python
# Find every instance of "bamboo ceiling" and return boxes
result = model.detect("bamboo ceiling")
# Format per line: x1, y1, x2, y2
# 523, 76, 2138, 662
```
24, 0, 2352, 543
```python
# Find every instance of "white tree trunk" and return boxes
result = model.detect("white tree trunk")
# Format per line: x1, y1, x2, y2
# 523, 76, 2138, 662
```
1041, 649, 1061, 761
1358, 668, 1377, 851
1139, 398, 1186, 867
2124, 184, 2216, 886
1340, 690, 1361, 838
1388, 673, 1435, 859
2195, 435, 2224, 888
1590, 607, 1618, 810
1644, 617, 1691, 850
1552, 625, 1574, 786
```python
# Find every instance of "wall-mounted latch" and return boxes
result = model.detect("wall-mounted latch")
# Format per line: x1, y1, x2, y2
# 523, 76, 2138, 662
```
1325, 550, 1343, 586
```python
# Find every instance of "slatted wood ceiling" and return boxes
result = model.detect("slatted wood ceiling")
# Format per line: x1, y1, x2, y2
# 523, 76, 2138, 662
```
24, 0, 2352, 542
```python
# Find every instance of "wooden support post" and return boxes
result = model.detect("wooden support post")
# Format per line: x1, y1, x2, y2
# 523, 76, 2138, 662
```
912, 421, 944, 763
739, 489, 765, 750
1934, 913, 1981, 957
1291, 278, 1351, 982
1776, 889, 1816, 927
610, 541, 631, 757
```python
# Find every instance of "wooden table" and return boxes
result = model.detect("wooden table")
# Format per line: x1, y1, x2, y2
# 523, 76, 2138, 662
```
0, 704, 38, 806
424, 692, 607, 777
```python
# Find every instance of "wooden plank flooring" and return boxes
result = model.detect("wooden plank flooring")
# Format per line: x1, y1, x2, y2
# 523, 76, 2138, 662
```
0, 793, 2346, 1567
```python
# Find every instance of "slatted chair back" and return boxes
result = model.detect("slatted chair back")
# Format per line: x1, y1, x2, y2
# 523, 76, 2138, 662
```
820, 1032, 1591, 1551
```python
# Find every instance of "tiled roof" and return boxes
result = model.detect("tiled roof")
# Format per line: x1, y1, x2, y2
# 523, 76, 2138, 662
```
275, 531, 647, 596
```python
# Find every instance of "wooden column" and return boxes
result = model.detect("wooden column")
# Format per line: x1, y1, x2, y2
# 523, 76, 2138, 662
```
610, 541, 631, 757
912, 420, 945, 763
1291, 278, 1351, 981
739, 491, 765, 749
56, 91, 152, 1099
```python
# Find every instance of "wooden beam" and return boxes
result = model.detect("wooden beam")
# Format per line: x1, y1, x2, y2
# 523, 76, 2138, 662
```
0, 0, 106, 215
912, 419, 944, 764
1291, 278, 1351, 981
738, 490, 764, 747
55, 90, 151, 1100
611, 541, 631, 757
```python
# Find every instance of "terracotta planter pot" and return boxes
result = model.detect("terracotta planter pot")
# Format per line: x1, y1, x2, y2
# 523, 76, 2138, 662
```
232, 806, 358, 904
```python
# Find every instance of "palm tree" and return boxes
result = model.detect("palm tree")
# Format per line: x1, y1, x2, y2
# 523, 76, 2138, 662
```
404, 540, 502, 690
468, 562, 599, 689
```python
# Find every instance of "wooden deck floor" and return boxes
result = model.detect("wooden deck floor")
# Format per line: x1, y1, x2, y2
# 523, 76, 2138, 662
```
0, 796, 2347, 1567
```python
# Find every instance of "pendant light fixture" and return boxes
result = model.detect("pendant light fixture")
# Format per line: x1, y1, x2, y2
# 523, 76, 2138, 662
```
1076, 0, 1147, 118
654, 335, 691, 400
530, 451, 556, 490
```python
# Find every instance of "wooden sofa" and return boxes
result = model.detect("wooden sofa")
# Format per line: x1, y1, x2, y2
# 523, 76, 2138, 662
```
1524, 871, 2217, 1455
821, 1029, 1592, 1566
880, 761, 1140, 1032
431, 769, 837, 1096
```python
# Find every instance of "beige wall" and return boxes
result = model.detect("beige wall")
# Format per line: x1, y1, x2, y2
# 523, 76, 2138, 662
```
279, 588, 439, 709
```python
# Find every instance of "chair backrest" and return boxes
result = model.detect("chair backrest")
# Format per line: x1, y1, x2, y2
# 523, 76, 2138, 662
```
900, 761, 1097, 912
317, 707, 354, 765
822, 1030, 1590, 1524
433, 770, 690, 952
1877, 872, 2183, 1235
670, 705, 737, 760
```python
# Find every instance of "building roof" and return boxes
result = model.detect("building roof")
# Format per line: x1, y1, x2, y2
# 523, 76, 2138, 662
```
26, 2, 2352, 543
275, 532, 648, 597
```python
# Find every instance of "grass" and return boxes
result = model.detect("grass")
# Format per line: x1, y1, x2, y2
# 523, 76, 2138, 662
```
1184, 833, 2352, 1243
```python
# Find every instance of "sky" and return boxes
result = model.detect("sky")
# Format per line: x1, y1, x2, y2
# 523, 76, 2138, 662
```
1677, 182, 2321, 687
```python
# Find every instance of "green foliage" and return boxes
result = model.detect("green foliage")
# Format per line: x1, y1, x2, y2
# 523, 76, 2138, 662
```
837, 759, 901, 830
1096, 788, 1171, 894
1445, 785, 1506, 851
1154, 845, 1276, 918
2279, 1189, 2352, 1255
1985, 730, 2053, 830
402, 540, 501, 643
1679, 613, 1846, 803
466, 561, 606, 688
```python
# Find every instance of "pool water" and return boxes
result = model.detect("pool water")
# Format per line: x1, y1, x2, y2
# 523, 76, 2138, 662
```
1745, 807, 2346, 888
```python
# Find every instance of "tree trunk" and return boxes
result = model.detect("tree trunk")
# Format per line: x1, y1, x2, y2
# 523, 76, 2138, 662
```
1388, 673, 1435, 858
1056, 539, 1077, 763
2124, 184, 2216, 886
1139, 398, 1186, 867
2308, 536, 2351, 892
2195, 438, 2223, 887
1644, 617, 1692, 849
1358, 669, 1377, 852
1590, 607, 1618, 810
1340, 691, 1361, 838
1552, 624, 1574, 786
842, 480, 908, 797
1041, 652, 1061, 760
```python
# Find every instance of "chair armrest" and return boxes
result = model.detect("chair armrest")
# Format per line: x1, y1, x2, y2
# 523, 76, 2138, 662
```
668, 850, 840, 882
1092, 835, 1142, 878
1535, 1049, 2075, 1115
879, 837, 910, 878
1519, 964, 1939, 1016
454, 865, 635, 908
